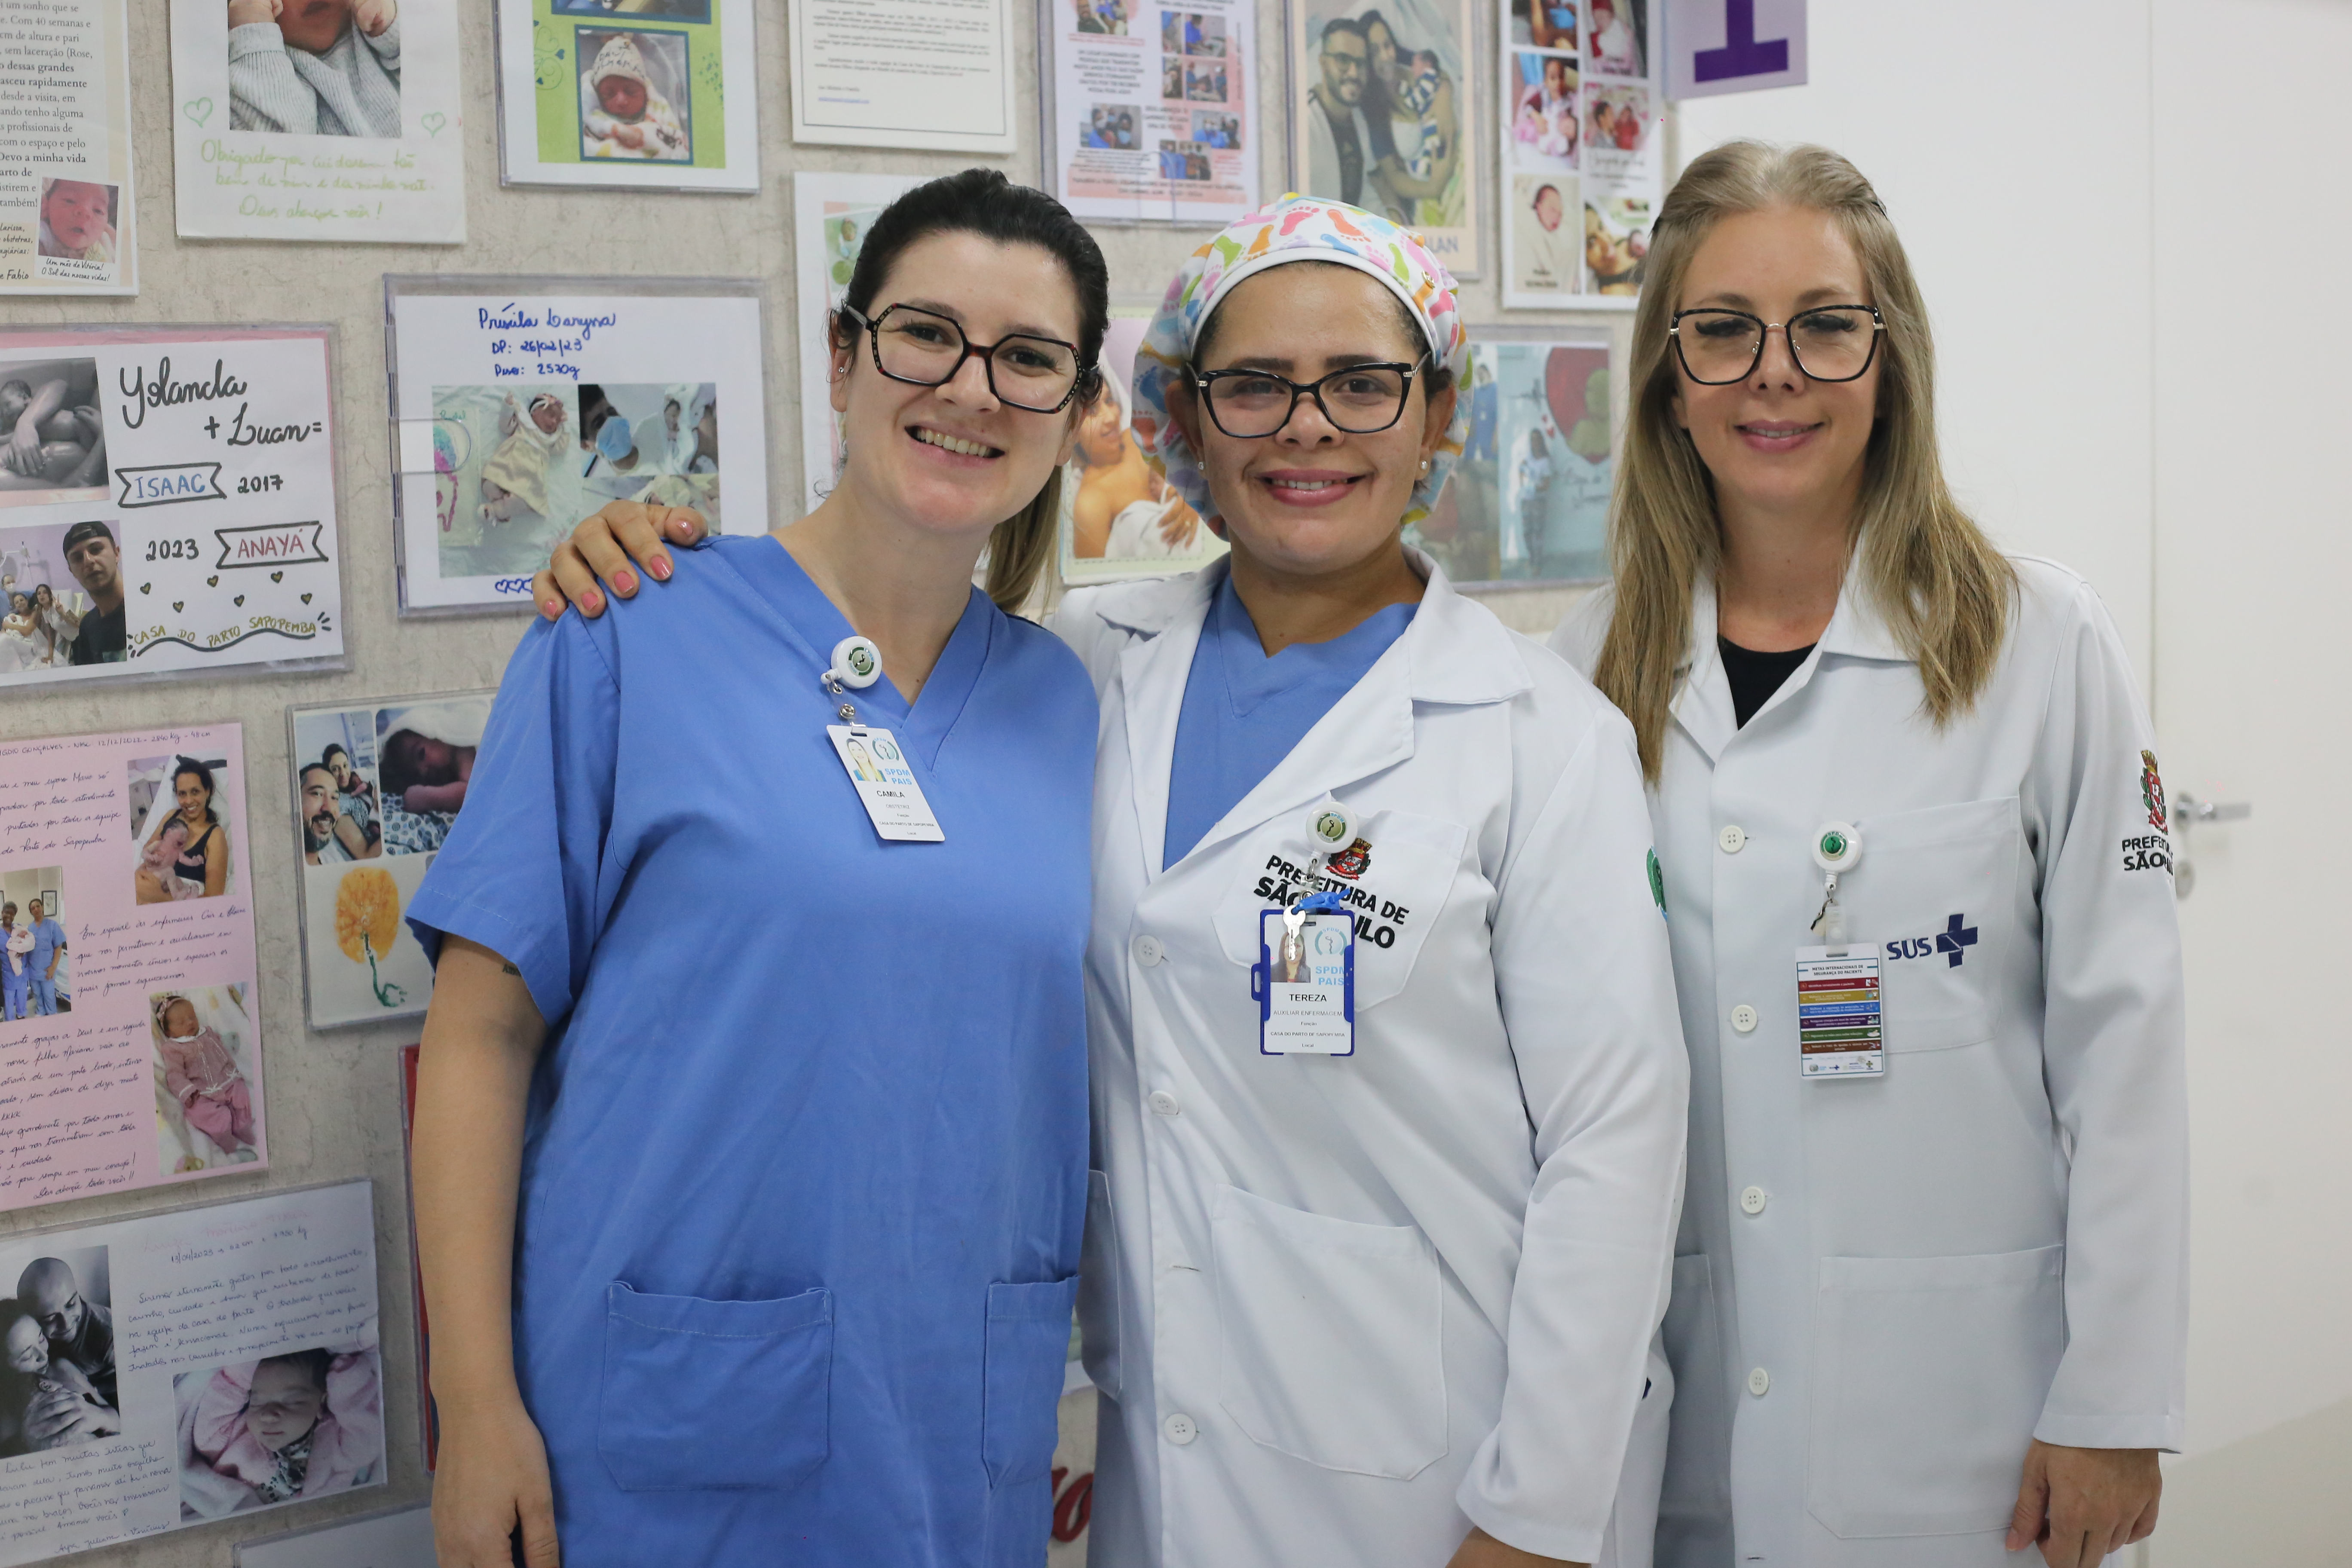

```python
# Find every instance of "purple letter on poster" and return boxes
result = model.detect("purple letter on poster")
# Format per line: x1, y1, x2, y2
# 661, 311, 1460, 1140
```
1665, 0, 1807, 100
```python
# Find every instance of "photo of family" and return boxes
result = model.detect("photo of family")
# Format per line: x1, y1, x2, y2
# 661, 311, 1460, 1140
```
1585, 80, 1652, 161
1584, 0, 1643, 75
0, 1245, 116, 1458
1191, 110, 1241, 147
1060, 316, 1222, 582
1508, 0, 1575, 50
175, 1341, 383, 1519
1585, 188, 1651, 294
1294, 0, 1473, 261
1405, 340, 1611, 584
1076, 0, 1129, 33
0, 868, 65, 1025
291, 692, 491, 1027
34, 180, 119, 267
0, 522, 109, 674
577, 28, 692, 162
129, 753, 237, 905
0, 357, 106, 506
151, 985, 262, 1172
226, 0, 402, 138
1083, 105, 1142, 150
432, 382, 585, 580
1509, 49, 1578, 171
1158, 140, 1213, 180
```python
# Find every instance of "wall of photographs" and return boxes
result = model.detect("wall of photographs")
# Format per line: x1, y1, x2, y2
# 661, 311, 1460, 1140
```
0, 0, 1648, 1559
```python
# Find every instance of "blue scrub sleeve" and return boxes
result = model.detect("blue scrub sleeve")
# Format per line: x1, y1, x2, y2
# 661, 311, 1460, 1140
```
404, 615, 621, 1029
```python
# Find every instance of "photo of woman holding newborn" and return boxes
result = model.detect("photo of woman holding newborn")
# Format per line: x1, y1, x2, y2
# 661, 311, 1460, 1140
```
136, 759, 231, 904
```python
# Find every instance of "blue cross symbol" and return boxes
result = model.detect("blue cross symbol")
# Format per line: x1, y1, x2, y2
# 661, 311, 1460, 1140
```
1935, 913, 1979, 967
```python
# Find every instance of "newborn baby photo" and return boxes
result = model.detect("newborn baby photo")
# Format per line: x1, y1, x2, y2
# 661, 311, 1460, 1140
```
227, 0, 402, 138
576, 28, 691, 161
431, 383, 585, 581
175, 1341, 382, 1519
0, 358, 106, 503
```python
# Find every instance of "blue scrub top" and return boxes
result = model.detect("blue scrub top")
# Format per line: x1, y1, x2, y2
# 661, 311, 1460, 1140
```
1163, 573, 1415, 867
26, 919, 63, 970
407, 537, 1096, 1568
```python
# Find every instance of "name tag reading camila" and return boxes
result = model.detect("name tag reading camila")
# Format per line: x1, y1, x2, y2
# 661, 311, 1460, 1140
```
827, 725, 944, 842
1796, 945, 1883, 1078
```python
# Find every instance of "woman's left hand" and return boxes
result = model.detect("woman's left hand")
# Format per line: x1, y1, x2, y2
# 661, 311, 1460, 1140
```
1155, 495, 1200, 551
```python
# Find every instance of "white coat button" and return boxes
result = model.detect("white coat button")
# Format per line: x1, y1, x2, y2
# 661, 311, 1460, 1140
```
1747, 1367, 1771, 1397
1718, 824, 1747, 853
1132, 934, 1165, 967
1731, 1004, 1758, 1033
1148, 1090, 1182, 1117
1163, 1413, 1198, 1445
1740, 1185, 1768, 1215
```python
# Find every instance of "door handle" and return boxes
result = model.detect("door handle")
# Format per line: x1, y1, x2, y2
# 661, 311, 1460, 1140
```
2171, 791, 2250, 899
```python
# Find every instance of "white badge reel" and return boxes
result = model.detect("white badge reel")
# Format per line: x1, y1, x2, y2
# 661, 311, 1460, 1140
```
820, 636, 944, 843
1248, 803, 1358, 1056
1798, 821, 1879, 1076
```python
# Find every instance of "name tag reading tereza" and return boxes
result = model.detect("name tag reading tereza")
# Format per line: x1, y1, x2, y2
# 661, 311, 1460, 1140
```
1251, 899, 1355, 1056
827, 725, 945, 842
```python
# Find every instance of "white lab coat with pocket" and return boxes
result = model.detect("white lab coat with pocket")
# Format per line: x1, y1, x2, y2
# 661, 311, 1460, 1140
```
1050, 551, 1689, 1568
1551, 557, 2189, 1568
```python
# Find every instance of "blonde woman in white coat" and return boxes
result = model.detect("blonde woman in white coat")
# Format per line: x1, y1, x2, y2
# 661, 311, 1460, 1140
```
533, 194, 1691, 1568
1550, 142, 2187, 1568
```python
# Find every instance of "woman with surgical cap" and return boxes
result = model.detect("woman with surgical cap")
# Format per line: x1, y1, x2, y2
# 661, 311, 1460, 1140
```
542, 193, 1689, 1568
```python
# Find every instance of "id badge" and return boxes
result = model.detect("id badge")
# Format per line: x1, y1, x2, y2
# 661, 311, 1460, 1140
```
826, 726, 944, 842
1251, 907, 1354, 1056
1796, 945, 1883, 1077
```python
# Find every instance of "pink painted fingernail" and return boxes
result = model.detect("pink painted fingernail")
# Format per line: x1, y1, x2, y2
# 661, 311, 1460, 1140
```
614, 569, 639, 595
543, 598, 562, 617
582, 588, 603, 614
649, 556, 672, 581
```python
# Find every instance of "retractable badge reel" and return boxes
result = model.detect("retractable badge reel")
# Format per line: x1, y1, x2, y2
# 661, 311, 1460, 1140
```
1249, 803, 1357, 1056
821, 636, 946, 843
1796, 821, 1881, 1078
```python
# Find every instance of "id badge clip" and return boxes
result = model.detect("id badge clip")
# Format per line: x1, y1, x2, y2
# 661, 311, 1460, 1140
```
1250, 888, 1355, 1056
820, 637, 943, 842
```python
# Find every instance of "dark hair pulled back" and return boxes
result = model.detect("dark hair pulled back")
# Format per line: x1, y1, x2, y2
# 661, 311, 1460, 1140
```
835, 168, 1110, 615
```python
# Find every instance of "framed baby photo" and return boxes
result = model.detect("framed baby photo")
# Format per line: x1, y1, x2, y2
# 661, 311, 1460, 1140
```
167, 0, 466, 243
287, 689, 494, 1029
383, 273, 771, 614
494, 0, 760, 191
1055, 306, 1228, 586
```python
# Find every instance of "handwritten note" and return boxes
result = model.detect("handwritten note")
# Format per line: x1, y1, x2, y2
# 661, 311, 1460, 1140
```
0, 724, 263, 1209
0, 0, 135, 295
168, 0, 463, 243
0, 328, 346, 690
0, 1182, 378, 1564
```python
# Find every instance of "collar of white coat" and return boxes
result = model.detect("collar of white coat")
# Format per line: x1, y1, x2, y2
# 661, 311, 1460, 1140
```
1672, 565, 1913, 761
1091, 545, 1535, 706
1104, 546, 1533, 878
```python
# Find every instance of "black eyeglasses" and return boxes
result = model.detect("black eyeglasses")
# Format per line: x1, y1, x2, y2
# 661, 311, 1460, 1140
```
1190, 357, 1428, 438
840, 304, 1093, 413
1668, 305, 1884, 385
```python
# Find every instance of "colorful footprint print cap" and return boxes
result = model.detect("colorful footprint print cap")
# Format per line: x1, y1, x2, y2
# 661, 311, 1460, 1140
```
1131, 194, 1470, 532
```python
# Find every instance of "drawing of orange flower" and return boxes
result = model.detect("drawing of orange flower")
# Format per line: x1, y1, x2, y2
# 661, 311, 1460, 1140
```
334, 867, 407, 1008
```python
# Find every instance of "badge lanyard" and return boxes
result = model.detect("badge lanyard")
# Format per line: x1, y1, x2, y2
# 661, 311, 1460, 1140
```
820, 635, 945, 843
1796, 821, 1880, 1077
1249, 804, 1358, 1056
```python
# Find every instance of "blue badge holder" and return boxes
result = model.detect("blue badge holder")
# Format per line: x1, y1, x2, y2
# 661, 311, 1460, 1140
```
1249, 890, 1356, 1057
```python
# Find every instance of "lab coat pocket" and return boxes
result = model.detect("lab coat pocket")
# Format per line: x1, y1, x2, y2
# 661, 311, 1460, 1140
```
983, 1276, 1083, 1488
1850, 796, 2021, 1054
1211, 1184, 1446, 1479
1077, 1171, 1123, 1400
597, 1281, 833, 1492
1212, 808, 1466, 1012
1807, 1246, 2065, 1538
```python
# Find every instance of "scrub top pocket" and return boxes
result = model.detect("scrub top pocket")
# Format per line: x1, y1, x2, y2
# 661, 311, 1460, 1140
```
983, 1276, 1083, 1488
597, 1281, 834, 1492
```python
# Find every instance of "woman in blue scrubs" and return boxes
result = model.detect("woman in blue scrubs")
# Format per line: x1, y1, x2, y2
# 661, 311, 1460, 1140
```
407, 170, 1108, 1568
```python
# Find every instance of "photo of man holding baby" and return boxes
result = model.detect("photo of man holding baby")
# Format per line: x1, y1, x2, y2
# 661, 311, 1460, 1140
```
0, 1249, 120, 1458
227, 0, 402, 138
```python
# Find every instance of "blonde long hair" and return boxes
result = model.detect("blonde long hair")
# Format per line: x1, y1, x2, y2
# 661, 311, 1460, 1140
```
1595, 141, 2014, 780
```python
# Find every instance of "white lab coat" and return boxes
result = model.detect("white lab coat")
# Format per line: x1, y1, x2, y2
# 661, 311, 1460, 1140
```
1050, 552, 1689, 1568
1551, 557, 2189, 1568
